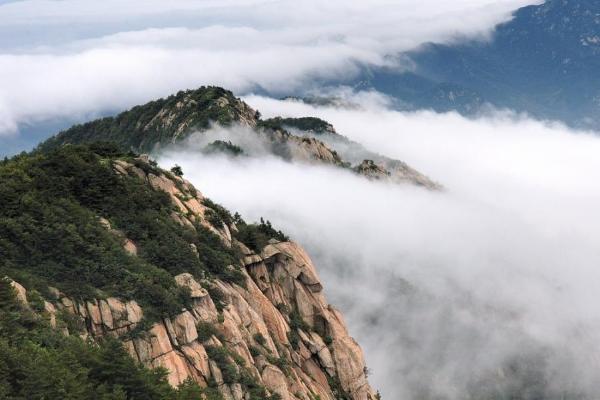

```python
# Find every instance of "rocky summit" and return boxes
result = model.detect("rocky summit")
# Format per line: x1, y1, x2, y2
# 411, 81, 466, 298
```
0, 144, 378, 400
40, 86, 440, 190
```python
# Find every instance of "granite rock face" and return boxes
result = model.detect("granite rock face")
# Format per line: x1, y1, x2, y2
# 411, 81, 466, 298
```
41, 85, 439, 190
8, 159, 378, 400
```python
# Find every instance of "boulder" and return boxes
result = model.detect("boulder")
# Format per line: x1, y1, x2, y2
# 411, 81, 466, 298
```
98, 300, 114, 329
175, 273, 208, 298
86, 301, 102, 325
125, 300, 143, 324
261, 365, 289, 400
172, 311, 198, 344
123, 239, 138, 256
149, 323, 173, 358
181, 342, 211, 378
44, 301, 57, 328
9, 280, 27, 304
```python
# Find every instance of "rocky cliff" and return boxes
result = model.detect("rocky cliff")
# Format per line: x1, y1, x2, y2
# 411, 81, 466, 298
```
1, 148, 377, 400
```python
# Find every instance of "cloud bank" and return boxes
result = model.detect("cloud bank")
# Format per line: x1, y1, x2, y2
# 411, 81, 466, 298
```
158, 96, 600, 399
0, 0, 540, 136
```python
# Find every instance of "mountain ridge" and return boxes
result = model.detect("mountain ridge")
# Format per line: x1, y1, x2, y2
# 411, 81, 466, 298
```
358, 0, 600, 129
40, 86, 441, 190
0, 143, 379, 400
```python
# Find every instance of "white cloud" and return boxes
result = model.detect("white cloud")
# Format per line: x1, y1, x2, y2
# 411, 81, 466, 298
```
0, 0, 541, 136
158, 96, 600, 398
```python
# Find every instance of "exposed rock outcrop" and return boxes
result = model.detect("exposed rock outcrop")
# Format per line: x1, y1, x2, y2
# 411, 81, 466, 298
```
272, 117, 442, 190
7, 157, 378, 400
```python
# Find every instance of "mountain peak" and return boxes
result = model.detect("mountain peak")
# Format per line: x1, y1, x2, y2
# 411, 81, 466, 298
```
41, 86, 259, 153
40, 86, 441, 189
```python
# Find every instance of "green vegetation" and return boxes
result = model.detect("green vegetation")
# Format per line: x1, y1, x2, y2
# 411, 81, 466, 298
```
202, 140, 245, 157
205, 346, 239, 384
289, 309, 310, 332
0, 142, 296, 399
170, 165, 183, 177
253, 332, 267, 346
205, 344, 281, 400
239, 370, 282, 400
205, 285, 226, 312
0, 143, 242, 321
0, 277, 203, 400
258, 117, 334, 134
201, 199, 290, 253
286, 309, 310, 351
266, 355, 291, 378
234, 218, 289, 253
287, 330, 300, 350
196, 321, 223, 342
39, 87, 251, 153
327, 375, 351, 400
202, 198, 234, 227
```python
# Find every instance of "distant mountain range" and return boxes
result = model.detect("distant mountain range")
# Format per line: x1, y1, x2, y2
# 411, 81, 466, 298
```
357, 0, 600, 129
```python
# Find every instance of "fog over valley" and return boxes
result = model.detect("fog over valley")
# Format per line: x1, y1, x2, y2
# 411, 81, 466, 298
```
160, 96, 600, 398
2, 0, 599, 399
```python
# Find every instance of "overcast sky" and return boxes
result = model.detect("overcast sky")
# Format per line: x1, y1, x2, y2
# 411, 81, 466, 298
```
0, 0, 540, 154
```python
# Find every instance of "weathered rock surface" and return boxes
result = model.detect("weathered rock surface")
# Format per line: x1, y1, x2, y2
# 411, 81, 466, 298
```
6, 160, 378, 400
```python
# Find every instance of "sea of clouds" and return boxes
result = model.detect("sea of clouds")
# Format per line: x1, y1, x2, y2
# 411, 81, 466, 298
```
0, 0, 539, 137
159, 94, 600, 398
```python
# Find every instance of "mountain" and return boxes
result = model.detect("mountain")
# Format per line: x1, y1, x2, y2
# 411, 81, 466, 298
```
0, 143, 378, 400
361, 0, 600, 128
40, 86, 440, 189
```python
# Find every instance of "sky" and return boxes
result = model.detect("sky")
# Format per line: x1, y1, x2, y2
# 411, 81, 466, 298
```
0, 0, 540, 155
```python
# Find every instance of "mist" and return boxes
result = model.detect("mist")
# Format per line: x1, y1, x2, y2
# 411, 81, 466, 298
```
0, 0, 540, 136
158, 96, 600, 398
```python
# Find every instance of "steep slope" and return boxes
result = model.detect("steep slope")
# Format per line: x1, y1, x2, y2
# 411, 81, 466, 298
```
41, 87, 260, 153
261, 117, 439, 188
39, 86, 439, 189
361, 0, 600, 128
0, 144, 377, 400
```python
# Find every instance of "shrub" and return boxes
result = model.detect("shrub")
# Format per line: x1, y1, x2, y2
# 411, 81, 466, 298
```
289, 309, 309, 332
234, 218, 289, 253
253, 333, 267, 346
0, 281, 182, 400
204, 209, 224, 228
205, 346, 239, 384
327, 375, 351, 400
202, 198, 233, 226
205, 285, 226, 312
266, 355, 291, 377
196, 321, 220, 342
202, 140, 245, 157
287, 330, 300, 350
275, 303, 289, 314
170, 165, 183, 177
249, 346, 261, 358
